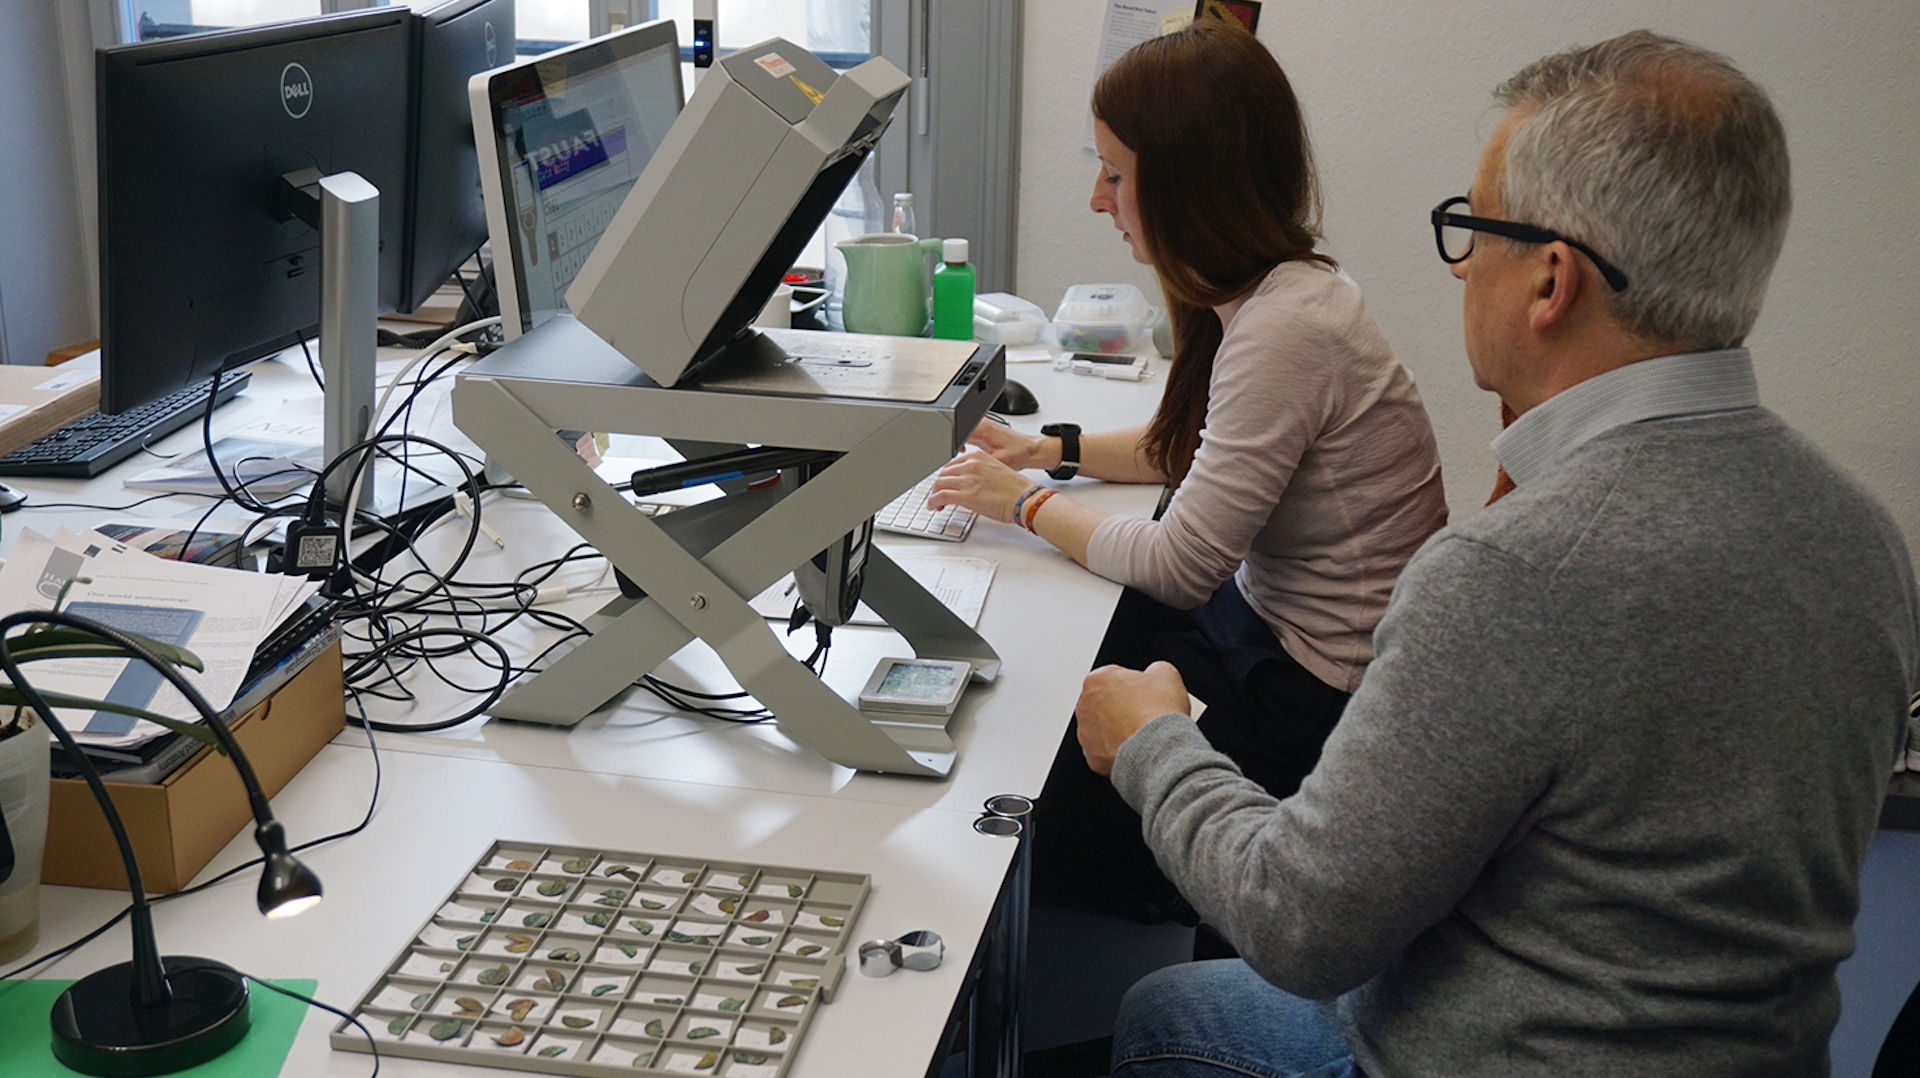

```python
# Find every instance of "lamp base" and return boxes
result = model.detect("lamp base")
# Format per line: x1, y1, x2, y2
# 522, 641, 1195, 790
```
49, 955, 251, 1077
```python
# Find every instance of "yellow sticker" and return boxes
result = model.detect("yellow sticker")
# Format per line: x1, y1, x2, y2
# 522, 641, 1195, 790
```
790, 75, 824, 105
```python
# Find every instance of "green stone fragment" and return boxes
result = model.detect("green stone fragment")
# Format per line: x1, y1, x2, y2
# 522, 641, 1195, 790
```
536, 880, 567, 897
633, 1050, 656, 1067
796, 944, 822, 957
786, 884, 804, 898
454, 996, 484, 1015
479, 908, 497, 923
492, 878, 517, 892
410, 992, 429, 1009
428, 1019, 465, 1042
543, 969, 568, 991
741, 935, 772, 946
737, 873, 754, 888
688, 1026, 719, 1039
548, 947, 582, 962
734, 1051, 770, 1065
539, 1045, 567, 1058
507, 999, 536, 1022
718, 997, 744, 1012
477, 965, 509, 986
639, 898, 667, 910
666, 931, 695, 944
737, 963, 766, 976
592, 984, 618, 997
585, 912, 612, 928
653, 996, 683, 1006
596, 890, 628, 907
562, 856, 594, 873
562, 1015, 592, 1028
682, 870, 700, 884
616, 942, 639, 957
602, 863, 631, 877
688, 961, 705, 975
768, 1027, 787, 1045
719, 897, 739, 914
820, 915, 846, 927
522, 912, 551, 928
695, 1050, 719, 1070
454, 935, 475, 950
775, 994, 805, 1008
628, 919, 654, 934
644, 1019, 667, 1038
791, 978, 818, 989
387, 1015, 411, 1035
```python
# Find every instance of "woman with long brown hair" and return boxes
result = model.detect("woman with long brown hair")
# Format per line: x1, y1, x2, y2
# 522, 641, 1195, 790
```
931, 21, 1446, 913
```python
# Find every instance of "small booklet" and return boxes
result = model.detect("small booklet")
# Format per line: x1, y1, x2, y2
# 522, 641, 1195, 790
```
94, 521, 247, 567
122, 413, 324, 500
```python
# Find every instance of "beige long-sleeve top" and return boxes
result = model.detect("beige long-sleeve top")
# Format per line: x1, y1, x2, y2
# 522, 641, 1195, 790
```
1086, 260, 1448, 692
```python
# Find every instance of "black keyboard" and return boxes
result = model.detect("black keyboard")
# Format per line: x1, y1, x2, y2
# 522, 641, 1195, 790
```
0, 371, 252, 479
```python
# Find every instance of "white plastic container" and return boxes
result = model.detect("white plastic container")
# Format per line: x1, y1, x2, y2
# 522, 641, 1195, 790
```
1049, 283, 1157, 357
972, 292, 1046, 345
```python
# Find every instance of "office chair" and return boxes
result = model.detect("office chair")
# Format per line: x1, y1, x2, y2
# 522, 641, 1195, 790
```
1876, 972, 1920, 1077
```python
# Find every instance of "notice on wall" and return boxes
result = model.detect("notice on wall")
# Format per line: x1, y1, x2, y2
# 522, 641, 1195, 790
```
1087, 2, 1182, 150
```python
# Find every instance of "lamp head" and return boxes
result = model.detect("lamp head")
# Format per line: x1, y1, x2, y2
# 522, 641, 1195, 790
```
253, 820, 323, 918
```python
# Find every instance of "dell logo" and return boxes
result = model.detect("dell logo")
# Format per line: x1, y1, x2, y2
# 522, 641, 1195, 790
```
484, 22, 498, 67
280, 62, 313, 119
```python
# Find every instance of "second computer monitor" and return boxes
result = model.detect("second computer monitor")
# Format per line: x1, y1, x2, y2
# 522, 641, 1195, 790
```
469, 20, 685, 339
400, 0, 516, 316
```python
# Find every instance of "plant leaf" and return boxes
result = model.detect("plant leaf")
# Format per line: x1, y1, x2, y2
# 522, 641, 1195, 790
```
1, 628, 204, 672
0, 691, 224, 750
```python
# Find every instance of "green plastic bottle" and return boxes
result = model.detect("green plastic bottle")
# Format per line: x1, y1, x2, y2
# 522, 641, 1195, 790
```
932, 238, 975, 340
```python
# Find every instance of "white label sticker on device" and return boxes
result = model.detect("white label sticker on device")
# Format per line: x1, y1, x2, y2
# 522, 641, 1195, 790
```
755, 53, 797, 79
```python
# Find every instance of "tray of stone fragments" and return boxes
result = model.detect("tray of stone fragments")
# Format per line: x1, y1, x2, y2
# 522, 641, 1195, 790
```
331, 839, 871, 1076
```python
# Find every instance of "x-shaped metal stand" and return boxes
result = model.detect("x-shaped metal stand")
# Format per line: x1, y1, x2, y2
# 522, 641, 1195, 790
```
452, 320, 1002, 776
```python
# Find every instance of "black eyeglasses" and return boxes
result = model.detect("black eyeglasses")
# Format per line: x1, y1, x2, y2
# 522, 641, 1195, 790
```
1431, 196, 1630, 292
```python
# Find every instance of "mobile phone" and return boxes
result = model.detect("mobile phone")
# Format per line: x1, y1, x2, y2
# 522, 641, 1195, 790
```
1069, 352, 1150, 380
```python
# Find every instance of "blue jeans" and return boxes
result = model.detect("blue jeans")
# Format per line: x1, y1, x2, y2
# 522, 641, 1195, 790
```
1110, 961, 1362, 1078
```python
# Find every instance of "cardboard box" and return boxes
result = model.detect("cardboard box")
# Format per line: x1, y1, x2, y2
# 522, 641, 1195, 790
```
43, 641, 346, 893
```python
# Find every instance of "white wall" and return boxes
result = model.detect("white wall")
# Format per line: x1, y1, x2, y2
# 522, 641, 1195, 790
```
1017, 1, 1920, 566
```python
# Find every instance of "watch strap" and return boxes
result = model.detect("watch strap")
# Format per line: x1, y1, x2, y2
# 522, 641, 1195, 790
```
1042, 423, 1081, 481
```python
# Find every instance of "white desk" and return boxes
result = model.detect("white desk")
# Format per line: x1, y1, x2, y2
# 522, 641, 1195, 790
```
12, 347, 1168, 1077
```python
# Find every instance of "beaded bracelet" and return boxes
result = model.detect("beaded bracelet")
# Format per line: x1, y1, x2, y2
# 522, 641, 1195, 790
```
1021, 489, 1057, 533
1009, 484, 1044, 525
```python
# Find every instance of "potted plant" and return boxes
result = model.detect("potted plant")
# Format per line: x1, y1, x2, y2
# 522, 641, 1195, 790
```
0, 622, 215, 964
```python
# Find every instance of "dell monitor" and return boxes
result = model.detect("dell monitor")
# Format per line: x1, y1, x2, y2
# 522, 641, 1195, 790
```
95, 10, 410, 416
399, 0, 516, 316
567, 39, 908, 387
471, 19, 686, 340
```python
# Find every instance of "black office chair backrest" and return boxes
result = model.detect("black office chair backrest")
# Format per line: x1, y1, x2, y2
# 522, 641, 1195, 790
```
1875, 974, 1920, 1078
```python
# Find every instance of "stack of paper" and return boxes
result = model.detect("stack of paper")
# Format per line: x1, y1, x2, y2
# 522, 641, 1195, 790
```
0, 527, 319, 752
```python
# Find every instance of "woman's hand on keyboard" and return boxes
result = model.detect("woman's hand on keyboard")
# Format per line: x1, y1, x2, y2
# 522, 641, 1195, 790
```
929, 448, 1033, 524
966, 418, 1051, 471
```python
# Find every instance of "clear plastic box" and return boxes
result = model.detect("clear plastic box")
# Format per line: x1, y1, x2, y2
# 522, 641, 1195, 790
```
1049, 283, 1156, 356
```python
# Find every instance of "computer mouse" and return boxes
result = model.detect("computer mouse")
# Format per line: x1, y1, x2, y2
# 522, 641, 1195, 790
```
0, 483, 25, 513
994, 379, 1040, 416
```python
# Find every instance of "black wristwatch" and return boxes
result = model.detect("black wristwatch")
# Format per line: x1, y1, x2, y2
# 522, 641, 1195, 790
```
1041, 423, 1081, 481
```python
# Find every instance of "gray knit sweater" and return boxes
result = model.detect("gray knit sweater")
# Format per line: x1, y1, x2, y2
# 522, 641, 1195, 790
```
1113, 406, 1919, 1077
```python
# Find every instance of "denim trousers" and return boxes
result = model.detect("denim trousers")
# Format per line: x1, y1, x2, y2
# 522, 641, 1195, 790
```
1110, 960, 1362, 1078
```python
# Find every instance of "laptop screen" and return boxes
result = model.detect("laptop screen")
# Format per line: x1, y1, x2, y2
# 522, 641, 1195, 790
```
471, 21, 683, 338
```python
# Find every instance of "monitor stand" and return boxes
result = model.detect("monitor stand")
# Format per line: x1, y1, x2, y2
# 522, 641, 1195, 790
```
281, 168, 379, 512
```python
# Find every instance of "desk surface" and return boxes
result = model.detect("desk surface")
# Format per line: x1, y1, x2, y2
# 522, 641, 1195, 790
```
11, 347, 1169, 1077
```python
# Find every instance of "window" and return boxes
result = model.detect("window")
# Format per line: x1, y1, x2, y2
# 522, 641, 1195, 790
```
108, 0, 1019, 290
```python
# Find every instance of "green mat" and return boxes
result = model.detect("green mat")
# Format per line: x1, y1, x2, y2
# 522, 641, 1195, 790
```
0, 977, 315, 1076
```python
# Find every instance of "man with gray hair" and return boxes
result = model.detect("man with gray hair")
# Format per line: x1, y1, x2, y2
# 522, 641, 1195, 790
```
1076, 30, 1920, 1078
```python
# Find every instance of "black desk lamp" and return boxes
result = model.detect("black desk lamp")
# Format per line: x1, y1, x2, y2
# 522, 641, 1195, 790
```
0, 610, 323, 1076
